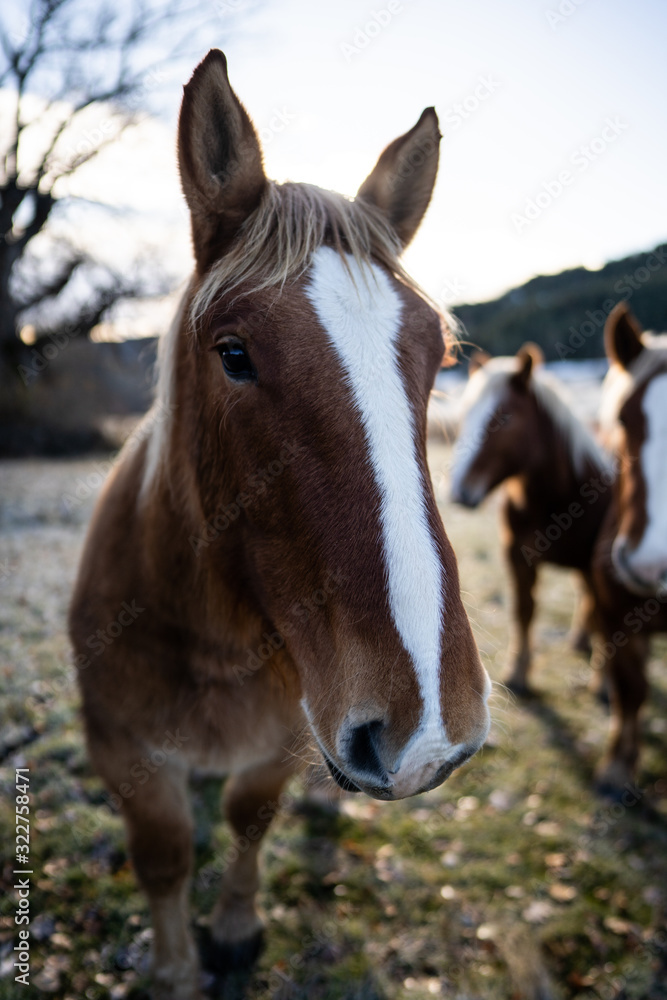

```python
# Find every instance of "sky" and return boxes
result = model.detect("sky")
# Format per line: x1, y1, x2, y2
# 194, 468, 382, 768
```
7, 0, 667, 327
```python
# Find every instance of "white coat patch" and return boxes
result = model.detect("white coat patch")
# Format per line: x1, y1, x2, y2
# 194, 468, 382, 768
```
305, 247, 445, 737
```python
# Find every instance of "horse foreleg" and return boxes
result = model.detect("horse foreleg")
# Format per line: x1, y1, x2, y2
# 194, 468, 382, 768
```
596, 632, 649, 793
117, 754, 199, 1000
571, 574, 611, 703
570, 574, 595, 656
209, 756, 295, 967
504, 544, 537, 696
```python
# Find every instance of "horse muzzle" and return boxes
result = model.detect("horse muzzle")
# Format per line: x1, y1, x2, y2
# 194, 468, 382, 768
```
321, 719, 485, 801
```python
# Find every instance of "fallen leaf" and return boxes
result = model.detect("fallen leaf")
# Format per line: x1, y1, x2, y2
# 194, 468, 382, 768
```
505, 885, 525, 898
489, 789, 514, 811
522, 900, 555, 923
603, 916, 634, 935
549, 883, 577, 902
51, 932, 73, 950
535, 821, 561, 838
545, 852, 567, 867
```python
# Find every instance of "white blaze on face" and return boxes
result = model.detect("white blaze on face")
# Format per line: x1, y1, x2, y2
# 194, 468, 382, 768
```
305, 246, 446, 742
450, 363, 511, 504
624, 372, 667, 584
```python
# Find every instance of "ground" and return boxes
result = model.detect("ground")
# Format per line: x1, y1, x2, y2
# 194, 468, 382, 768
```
1, 444, 666, 1000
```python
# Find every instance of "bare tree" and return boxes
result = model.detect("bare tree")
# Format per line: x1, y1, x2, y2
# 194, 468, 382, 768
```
0, 0, 203, 360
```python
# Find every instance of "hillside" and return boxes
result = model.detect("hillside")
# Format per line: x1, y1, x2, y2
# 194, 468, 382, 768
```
453, 243, 667, 361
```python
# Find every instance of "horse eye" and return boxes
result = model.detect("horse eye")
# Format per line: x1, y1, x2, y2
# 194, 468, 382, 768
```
216, 341, 256, 381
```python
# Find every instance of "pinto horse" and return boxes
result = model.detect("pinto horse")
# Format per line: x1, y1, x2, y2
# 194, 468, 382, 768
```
450, 345, 614, 694
69, 51, 491, 999
592, 303, 667, 790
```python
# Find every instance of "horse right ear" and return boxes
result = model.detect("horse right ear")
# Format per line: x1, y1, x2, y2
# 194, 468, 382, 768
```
469, 350, 491, 375
604, 302, 644, 369
513, 342, 543, 387
178, 50, 267, 272
356, 108, 441, 249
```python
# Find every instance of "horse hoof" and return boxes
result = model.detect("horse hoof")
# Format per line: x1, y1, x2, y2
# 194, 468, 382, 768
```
594, 760, 638, 800
201, 927, 264, 973
594, 779, 627, 803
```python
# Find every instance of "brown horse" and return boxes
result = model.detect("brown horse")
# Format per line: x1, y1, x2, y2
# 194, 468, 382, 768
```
592, 303, 667, 790
69, 51, 491, 999
450, 344, 614, 694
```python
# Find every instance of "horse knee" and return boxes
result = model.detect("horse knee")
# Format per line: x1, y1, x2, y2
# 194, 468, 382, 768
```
128, 816, 193, 895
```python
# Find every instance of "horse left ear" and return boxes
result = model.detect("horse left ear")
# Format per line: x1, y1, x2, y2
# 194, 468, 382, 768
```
513, 342, 543, 387
356, 108, 441, 248
178, 49, 267, 271
604, 302, 644, 369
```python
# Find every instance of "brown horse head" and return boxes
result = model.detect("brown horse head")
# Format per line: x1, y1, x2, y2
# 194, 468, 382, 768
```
451, 344, 545, 506
151, 50, 490, 799
450, 343, 609, 508
601, 303, 667, 595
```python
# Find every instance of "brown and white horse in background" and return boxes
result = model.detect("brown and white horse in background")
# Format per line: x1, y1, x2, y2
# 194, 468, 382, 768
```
592, 303, 667, 790
450, 344, 614, 694
69, 50, 491, 999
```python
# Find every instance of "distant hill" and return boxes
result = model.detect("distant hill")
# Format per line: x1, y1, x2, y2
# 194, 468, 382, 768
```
452, 243, 667, 361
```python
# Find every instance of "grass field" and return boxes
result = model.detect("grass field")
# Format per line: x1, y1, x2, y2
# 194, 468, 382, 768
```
1, 444, 666, 1000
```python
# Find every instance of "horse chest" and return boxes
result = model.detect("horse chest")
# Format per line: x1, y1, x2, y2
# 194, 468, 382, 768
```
179, 658, 304, 776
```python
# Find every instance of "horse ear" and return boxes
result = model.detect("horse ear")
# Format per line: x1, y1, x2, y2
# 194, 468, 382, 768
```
356, 108, 441, 248
178, 49, 267, 272
513, 342, 543, 387
469, 350, 491, 375
604, 302, 644, 369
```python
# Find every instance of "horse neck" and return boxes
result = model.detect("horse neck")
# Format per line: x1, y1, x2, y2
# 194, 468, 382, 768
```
518, 395, 598, 508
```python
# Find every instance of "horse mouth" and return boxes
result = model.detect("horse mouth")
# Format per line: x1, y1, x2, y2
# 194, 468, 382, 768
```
322, 753, 396, 798
322, 753, 361, 792
322, 751, 469, 799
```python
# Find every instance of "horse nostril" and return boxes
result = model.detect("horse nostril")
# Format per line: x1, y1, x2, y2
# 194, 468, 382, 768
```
344, 720, 386, 781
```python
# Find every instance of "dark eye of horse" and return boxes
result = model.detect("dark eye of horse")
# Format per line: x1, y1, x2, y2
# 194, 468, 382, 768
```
216, 341, 256, 381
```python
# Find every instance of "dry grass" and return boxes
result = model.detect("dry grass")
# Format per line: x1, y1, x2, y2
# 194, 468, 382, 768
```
1, 446, 666, 999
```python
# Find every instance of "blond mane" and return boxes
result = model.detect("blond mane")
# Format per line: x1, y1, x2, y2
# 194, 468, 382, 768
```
141, 179, 446, 499
190, 180, 424, 325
